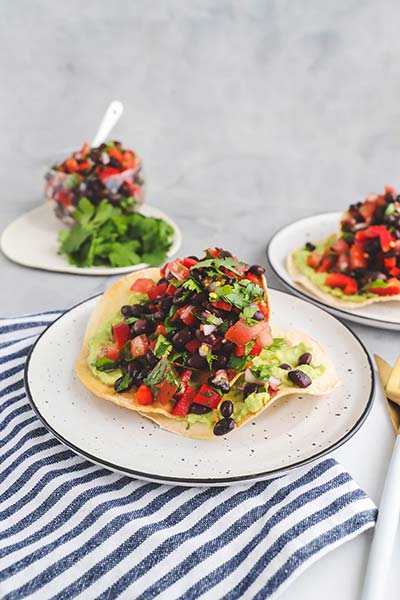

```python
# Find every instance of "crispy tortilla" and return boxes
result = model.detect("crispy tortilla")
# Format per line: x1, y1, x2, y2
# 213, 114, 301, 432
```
137, 326, 339, 439
76, 267, 269, 418
287, 248, 400, 309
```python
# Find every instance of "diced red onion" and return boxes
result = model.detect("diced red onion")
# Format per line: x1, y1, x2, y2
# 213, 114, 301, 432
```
202, 323, 216, 336
268, 375, 282, 389
245, 368, 265, 385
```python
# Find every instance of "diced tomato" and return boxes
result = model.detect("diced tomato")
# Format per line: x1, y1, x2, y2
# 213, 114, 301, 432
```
147, 283, 167, 301
349, 244, 367, 270
155, 380, 178, 405
65, 158, 78, 172
165, 284, 176, 295
325, 273, 358, 295
112, 322, 131, 349
359, 199, 376, 221
130, 278, 155, 293
330, 239, 349, 254
256, 324, 273, 347
177, 305, 197, 327
355, 226, 394, 253
55, 189, 73, 207
182, 257, 198, 268
171, 387, 196, 416
130, 334, 149, 358
175, 369, 192, 397
384, 257, 396, 270
206, 248, 220, 258
389, 267, 400, 277
108, 147, 125, 164
98, 167, 121, 182
136, 384, 154, 405
122, 151, 135, 170
317, 257, 336, 273
336, 252, 350, 271
155, 324, 167, 336
165, 259, 190, 281
211, 300, 232, 311
99, 343, 120, 361
185, 339, 201, 354
307, 251, 322, 269
249, 342, 263, 356
192, 384, 221, 409
257, 303, 269, 320
245, 272, 260, 285
225, 320, 268, 346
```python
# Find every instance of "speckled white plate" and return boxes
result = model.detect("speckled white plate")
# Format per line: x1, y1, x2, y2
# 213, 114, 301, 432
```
24, 289, 374, 486
1, 203, 182, 275
267, 212, 400, 331
25, 290, 374, 486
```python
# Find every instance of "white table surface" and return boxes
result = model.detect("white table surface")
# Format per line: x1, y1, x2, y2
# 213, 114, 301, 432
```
1, 2, 400, 598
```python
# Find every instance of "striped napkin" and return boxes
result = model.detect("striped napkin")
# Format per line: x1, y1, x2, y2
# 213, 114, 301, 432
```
0, 312, 376, 600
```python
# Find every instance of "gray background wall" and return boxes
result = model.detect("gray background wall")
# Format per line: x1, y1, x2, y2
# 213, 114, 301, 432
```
1, 0, 399, 313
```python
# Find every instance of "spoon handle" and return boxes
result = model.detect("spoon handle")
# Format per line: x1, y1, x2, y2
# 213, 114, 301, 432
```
91, 100, 124, 147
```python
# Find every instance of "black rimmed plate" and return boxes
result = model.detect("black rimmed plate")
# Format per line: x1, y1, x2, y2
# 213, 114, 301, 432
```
24, 289, 374, 486
267, 212, 400, 331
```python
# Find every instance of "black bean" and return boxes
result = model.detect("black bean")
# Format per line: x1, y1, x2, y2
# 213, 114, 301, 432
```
172, 328, 193, 348
121, 305, 132, 317
253, 310, 264, 321
114, 375, 134, 393
220, 340, 235, 356
210, 375, 230, 394
214, 355, 228, 369
288, 369, 312, 388
187, 353, 207, 369
189, 402, 212, 414
191, 292, 207, 306
213, 418, 235, 436
249, 264, 265, 276
130, 304, 144, 318
157, 277, 168, 285
145, 351, 158, 368
305, 242, 316, 251
279, 363, 292, 371
195, 330, 217, 345
220, 400, 233, 418
298, 352, 312, 366
172, 287, 189, 306
159, 296, 173, 312
132, 319, 149, 336
153, 311, 165, 322
219, 250, 233, 258
187, 255, 199, 261
243, 383, 259, 399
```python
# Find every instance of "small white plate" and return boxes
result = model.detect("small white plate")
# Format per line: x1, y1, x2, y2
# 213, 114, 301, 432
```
1, 203, 182, 275
267, 212, 400, 331
24, 289, 374, 486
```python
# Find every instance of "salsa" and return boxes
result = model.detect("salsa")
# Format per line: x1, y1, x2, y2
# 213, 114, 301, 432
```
299, 186, 400, 298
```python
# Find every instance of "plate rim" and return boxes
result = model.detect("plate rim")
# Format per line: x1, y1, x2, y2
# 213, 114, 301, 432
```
1, 203, 182, 277
266, 211, 400, 328
23, 289, 375, 485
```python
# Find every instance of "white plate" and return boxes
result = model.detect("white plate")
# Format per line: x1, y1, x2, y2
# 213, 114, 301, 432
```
267, 212, 400, 331
1, 204, 182, 275
24, 289, 374, 486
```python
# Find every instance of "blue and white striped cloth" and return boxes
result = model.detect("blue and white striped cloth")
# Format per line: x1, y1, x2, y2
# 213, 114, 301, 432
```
0, 311, 376, 600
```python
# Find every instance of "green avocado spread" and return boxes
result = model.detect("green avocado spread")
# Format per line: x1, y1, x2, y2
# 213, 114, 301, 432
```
87, 292, 146, 385
292, 238, 374, 303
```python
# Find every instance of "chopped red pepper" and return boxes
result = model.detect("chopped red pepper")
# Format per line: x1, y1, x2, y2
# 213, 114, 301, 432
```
185, 339, 201, 354
98, 167, 121, 182
182, 257, 198, 268
211, 300, 232, 311
355, 226, 394, 253
307, 251, 322, 269
177, 305, 197, 327
325, 273, 358, 295
349, 244, 367, 270
192, 384, 221, 409
154, 380, 178, 405
136, 384, 154, 405
155, 324, 167, 336
245, 272, 260, 285
317, 257, 336, 273
249, 342, 263, 356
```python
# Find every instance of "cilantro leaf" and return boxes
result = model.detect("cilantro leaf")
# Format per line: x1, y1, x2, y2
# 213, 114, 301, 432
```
191, 256, 246, 275
182, 278, 201, 293
154, 334, 173, 358
145, 358, 180, 389
94, 357, 119, 371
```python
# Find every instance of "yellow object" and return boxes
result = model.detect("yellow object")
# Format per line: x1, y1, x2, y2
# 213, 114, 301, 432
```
375, 355, 400, 433
386, 358, 400, 405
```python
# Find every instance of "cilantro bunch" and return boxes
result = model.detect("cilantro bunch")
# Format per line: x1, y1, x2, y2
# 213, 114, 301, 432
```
58, 197, 174, 268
